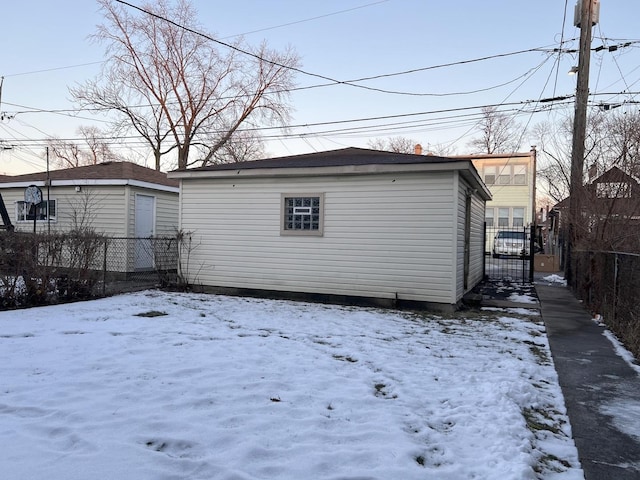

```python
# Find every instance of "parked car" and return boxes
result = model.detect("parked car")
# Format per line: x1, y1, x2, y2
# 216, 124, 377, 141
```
493, 230, 528, 258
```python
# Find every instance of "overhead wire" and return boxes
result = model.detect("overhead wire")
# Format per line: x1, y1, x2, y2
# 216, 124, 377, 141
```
4, 1, 639, 169
220, 0, 390, 39
112, 0, 564, 98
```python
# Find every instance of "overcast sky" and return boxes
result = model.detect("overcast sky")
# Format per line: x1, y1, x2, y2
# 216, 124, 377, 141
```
1, 0, 639, 175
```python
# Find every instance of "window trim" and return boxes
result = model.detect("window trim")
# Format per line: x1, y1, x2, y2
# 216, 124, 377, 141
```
16, 199, 57, 223
280, 193, 324, 236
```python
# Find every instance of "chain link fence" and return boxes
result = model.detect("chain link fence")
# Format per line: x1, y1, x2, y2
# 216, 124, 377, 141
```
572, 250, 640, 359
0, 232, 180, 308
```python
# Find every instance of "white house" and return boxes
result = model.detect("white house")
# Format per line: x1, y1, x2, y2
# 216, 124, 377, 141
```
169, 148, 491, 311
451, 149, 537, 257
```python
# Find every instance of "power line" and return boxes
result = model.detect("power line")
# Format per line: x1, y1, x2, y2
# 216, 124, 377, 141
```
221, 0, 390, 39
3, 61, 104, 78
2, 98, 579, 147
112, 0, 567, 98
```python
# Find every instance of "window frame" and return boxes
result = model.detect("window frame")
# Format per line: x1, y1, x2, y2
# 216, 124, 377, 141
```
483, 166, 497, 185
487, 206, 527, 228
512, 207, 525, 227
485, 208, 495, 227
484, 164, 528, 186
497, 207, 510, 227
280, 193, 324, 236
513, 165, 527, 185
16, 199, 57, 223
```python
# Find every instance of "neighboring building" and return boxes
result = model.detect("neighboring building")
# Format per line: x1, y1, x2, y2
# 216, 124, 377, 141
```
0, 161, 179, 236
0, 162, 180, 272
169, 147, 491, 311
554, 165, 640, 252
452, 149, 537, 251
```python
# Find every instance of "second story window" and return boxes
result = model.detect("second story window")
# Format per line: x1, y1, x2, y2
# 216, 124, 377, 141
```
484, 166, 497, 185
483, 164, 528, 186
513, 165, 527, 185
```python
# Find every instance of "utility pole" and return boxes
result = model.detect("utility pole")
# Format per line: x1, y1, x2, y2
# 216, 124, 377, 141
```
566, 0, 598, 285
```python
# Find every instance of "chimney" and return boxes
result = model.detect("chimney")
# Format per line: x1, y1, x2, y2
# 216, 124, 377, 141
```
414, 144, 423, 155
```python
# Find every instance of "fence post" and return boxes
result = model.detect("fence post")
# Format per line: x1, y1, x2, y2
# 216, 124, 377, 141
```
528, 224, 535, 283
612, 253, 618, 324
102, 237, 108, 297
482, 222, 487, 281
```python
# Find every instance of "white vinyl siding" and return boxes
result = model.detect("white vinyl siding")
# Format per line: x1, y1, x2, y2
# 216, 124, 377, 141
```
455, 178, 486, 300
127, 187, 179, 237
179, 172, 461, 305
0, 185, 177, 236
469, 193, 486, 285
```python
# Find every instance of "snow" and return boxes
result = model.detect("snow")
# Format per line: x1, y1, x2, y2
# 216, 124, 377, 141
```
0, 291, 584, 479
601, 329, 640, 375
594, 319, 640, 444
540, 275, 568, 287
507, 293, 538, 304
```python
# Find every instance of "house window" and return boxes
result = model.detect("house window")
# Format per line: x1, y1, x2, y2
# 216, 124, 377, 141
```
484, 164, 528, 185
512, 207, 525, 227
513, 165, 527, 185
16, 200, 57, 223
497, 167, 511, 185
484, 166, 496, 185
498, 208, 510, 227
485, 209, 494, 227
281, 194, 324, 236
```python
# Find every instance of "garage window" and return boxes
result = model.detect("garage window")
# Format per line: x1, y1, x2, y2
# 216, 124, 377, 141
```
281, 194, 324, 236
16, 200, 57, 223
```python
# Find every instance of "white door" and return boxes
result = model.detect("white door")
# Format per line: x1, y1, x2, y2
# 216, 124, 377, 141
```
134, 194, 155, 270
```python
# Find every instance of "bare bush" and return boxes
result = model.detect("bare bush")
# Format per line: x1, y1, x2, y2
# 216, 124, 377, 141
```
0, 231, 107, 308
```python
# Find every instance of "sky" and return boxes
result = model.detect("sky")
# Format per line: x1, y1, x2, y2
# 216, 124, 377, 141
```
0, 285, 590, 479
1, 0, 640, 175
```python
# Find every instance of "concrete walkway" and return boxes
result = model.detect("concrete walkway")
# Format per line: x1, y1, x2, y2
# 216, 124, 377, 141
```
536, 283, 640, 480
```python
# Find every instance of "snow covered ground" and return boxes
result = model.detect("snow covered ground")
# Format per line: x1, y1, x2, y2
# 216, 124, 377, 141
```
0, 290, 584, 479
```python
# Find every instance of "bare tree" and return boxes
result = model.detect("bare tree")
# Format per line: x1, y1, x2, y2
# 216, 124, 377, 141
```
367, 136, 420, 153
48, 126, 121, 169
606, 110, 640, 176
535, 110, 639, 203
71, 0, 299, 171
64, 187, 104, 233
467, 106, 523, 154
535, 109, 640, 252
534, 120, 573, 203
201, 129, 266, 164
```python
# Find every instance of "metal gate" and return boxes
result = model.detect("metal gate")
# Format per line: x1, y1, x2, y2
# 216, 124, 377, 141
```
484, 225, 536, 283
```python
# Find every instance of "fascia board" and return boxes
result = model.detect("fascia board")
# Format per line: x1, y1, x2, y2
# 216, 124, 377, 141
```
170, 162, 492, 200
0, 179, 178, 194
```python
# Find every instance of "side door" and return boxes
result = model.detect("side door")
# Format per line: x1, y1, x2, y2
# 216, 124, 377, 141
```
134, 194, 155, 270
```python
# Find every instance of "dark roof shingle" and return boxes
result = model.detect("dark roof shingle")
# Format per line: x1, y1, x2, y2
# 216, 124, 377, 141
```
182, 147, 458, 172
0, 162, 178, 188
